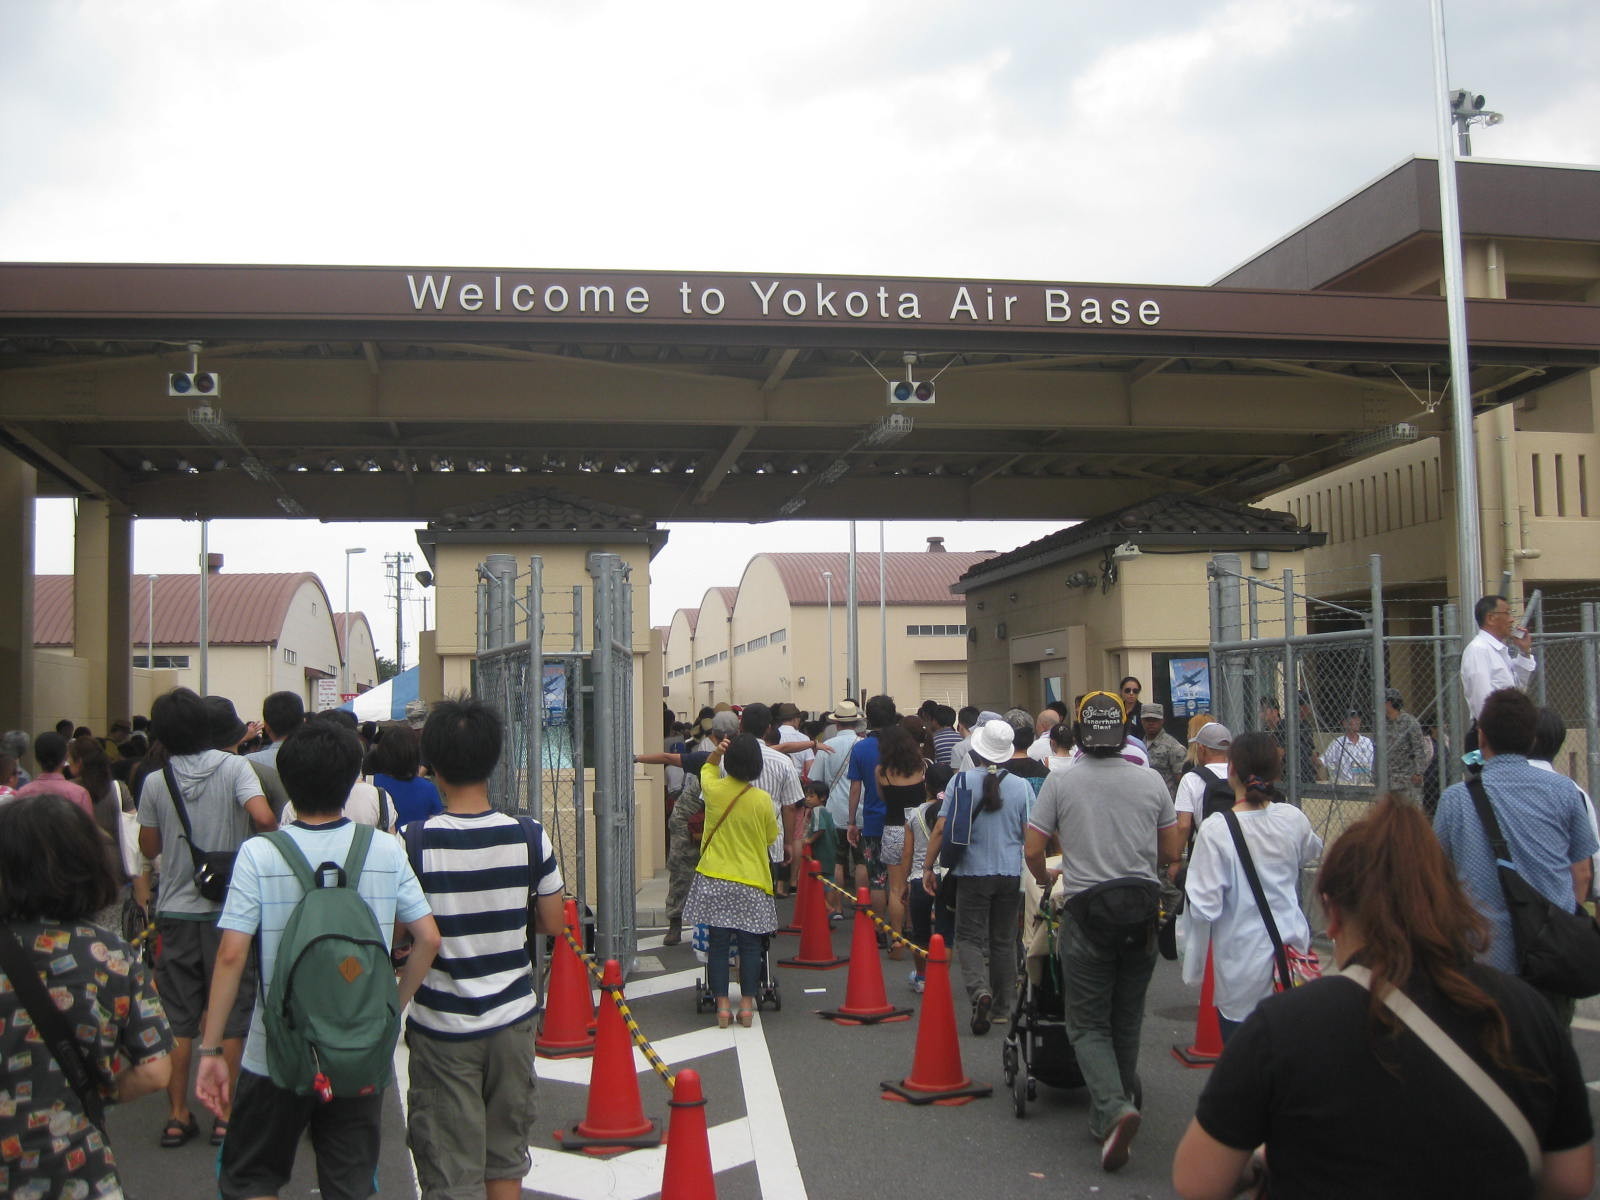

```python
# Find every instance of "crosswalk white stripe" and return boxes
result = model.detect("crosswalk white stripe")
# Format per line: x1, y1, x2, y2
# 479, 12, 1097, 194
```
522, 1118, 756, 1200
535, 1023, 735, 1084
734, 1011, 808, 1199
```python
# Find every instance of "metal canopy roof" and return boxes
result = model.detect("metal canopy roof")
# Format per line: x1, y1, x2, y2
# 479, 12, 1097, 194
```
1, 254, 1594, 524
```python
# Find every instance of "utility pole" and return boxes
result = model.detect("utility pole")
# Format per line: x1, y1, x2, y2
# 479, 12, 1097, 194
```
384, 551, 413, 673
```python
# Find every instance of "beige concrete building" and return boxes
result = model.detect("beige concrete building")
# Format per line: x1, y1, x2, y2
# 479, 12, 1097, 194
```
955, 495, 1323, 719
664, 542, 992, 717
1221, 158, 1600, 629
34, 566, 378, 729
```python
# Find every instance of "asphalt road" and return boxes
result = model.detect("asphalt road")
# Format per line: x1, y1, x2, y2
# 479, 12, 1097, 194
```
104, 897, 1600, 1199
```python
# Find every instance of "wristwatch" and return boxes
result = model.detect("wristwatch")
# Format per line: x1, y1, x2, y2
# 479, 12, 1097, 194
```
195, 1045, 225, 1057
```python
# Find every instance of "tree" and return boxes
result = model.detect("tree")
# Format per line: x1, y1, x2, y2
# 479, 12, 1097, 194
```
376, 654, 401, 683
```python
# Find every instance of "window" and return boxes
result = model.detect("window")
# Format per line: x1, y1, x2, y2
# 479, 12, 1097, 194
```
283, 648, 297, 665
747, 634, 768, 651
905, 624, 968, 636
734, 643, 747, 656
133, 654, 191, 669
769, 628, 786, 644
717, 650, 728, 662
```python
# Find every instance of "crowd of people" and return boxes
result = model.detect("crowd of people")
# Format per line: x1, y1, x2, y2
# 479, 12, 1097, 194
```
2, 582, 1597, 1198
0, 688, 556, 1200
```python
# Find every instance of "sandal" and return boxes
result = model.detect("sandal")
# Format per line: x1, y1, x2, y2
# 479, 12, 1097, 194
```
716, 1003, 732, 1029
211, 1118, 228, 1146
737, 1005, 755, 1028
159, 1116, 199, 1148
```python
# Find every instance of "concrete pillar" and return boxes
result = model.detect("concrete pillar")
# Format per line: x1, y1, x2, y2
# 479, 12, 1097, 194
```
0, 454, 36, 751
72, 500, 133, 735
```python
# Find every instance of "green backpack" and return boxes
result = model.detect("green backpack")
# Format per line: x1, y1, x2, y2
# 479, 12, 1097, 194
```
260, 824, 400, 1098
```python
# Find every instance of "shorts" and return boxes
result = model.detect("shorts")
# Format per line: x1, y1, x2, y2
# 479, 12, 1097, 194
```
879, 825, 906, 868
219, 1069, 383, 1200
155, 915, 256, 1039
407, 1019, 538, 1194
854, 835, 888, 890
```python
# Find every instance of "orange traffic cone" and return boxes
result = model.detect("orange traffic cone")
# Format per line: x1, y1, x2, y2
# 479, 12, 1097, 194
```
1172, 943, 1224, 1067
817, 888, 912, 1025
778, 845, 812, 934
778, 858, 847, 970
881, 934, 992, 1105
537, 899, 596, 1059
660, 1068, 716, 1199
554, 959, 664, 1154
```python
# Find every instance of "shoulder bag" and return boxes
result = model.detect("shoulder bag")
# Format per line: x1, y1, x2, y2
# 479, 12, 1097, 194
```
0, 922, 109, 1136
700, 784, 753, 853
1342, 964, 1539, 1178
1221, 808, 1321, 991
163, 763, 236, 903
1465, 771, 1600, 998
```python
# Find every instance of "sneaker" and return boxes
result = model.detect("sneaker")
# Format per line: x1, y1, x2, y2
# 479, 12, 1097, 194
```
829, 911, 846, 924
908, 970, 925, 994
971, 991, 993, 1035
1100, 1110, 1141, 1172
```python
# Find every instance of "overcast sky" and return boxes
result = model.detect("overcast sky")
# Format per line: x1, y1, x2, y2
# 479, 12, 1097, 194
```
7, 0, 1597, 657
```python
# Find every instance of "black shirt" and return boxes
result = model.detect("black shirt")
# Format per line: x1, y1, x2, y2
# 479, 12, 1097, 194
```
1196, 963, 1591, 1199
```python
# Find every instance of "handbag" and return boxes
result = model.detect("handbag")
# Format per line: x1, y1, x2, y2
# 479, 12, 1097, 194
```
1342, 964, 1539, 1177
163, 763, 237, 903
0, 922, 110, 1137
1465, 772, 1600, 998
1221, 808, 1321, 991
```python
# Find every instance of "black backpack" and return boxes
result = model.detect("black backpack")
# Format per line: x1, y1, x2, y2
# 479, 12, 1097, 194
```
1192, 768, 1235, 842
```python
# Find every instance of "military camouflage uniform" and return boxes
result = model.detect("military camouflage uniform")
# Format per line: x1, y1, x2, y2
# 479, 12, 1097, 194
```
1145, 730, 1187, 799
1386, 709, 1430, 801
664, 770, 705, 940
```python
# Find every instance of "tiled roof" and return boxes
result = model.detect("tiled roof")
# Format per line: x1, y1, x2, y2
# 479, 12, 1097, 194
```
756, 551, 993, 606
680, 607, 701, 634
955, 493, 1320, 591
706, 587, 739, 612
36, 573, 329, 647
332, 612, 373, 659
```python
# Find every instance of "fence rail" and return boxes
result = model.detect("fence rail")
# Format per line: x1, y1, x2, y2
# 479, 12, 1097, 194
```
1207, 553, 1599, 850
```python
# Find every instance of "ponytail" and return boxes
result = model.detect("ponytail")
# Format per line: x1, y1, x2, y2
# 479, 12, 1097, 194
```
1229, 732, 1282, 808
980, 766, 1004, 813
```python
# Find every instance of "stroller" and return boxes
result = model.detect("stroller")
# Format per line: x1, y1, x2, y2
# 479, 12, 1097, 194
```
1002, 862, 1084, 1116
691, 926, 782, 1014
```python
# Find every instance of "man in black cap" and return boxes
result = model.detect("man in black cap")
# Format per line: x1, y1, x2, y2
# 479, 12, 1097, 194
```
1024, 691, 1181, 1174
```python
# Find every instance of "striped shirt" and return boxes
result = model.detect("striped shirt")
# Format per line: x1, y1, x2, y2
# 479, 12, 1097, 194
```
218, 818, 430, 1077
404, 811, 564, 1039
758, 743, 803, 862
932, 727, 962, 766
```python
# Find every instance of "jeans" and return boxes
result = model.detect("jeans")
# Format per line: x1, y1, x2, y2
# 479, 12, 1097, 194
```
953, 874, 1021, 1015
706, 927, 765, 999
1059, 909, 1158, 1139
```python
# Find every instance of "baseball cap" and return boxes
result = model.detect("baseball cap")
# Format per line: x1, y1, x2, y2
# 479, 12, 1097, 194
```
1076, 691, 1128, 750
1140, 703, 1166, 721
1188, 722, 1232, 750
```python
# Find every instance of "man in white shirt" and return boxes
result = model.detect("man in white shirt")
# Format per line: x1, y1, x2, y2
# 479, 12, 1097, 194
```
1461, 594, 1536, 722
1172, 722, 1231, 861
1320, 710, 1375, 786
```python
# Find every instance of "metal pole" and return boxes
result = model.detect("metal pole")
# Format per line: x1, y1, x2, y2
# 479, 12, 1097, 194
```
571, 584, 586, 927
1429, 0, 1485, 618
823, 570, 834, 705
147, 575, 156, 672
1431, 604, 1446, 782
878, 520, 888, 696
1583, 603, 1599, 798
1533, 598, 1547, 708
1247, 576, 1261, 729
847, 522, 859, 703
1213, 554, 1244, 736
1283, 569, 1301, 807
1442, 603, 1464, 789
1369, 555, 1388, 799
527, 557, 544, 823
198, 522, 209, 694
589, 553, 635, 974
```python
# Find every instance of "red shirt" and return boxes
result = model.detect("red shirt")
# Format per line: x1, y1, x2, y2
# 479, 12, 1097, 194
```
12, 772, 96, 819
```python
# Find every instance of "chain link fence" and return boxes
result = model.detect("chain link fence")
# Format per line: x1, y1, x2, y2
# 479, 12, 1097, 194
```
1209, 554, 1600, 855
473, 552, 639, 973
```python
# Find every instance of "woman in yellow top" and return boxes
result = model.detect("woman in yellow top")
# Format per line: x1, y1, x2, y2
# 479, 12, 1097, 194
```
683, 734, 781, 1027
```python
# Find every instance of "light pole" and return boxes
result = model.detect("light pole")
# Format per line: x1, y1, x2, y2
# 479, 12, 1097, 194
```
146, 575, 157, 669
344, 547, 366, 697
822, 570, 834, 705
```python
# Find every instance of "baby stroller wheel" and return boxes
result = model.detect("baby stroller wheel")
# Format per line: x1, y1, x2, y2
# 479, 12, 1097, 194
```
1011, 1063, 1028, 1118
694, 978, 714, 1013
1001, 1041, 1017, 1086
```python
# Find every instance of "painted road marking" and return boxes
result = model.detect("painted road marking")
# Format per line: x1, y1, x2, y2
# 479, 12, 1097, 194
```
534, 1024, 735, 1085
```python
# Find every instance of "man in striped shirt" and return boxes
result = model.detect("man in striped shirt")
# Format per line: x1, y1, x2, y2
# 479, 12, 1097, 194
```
403, 696, 566, 1200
